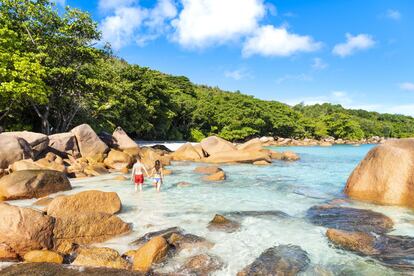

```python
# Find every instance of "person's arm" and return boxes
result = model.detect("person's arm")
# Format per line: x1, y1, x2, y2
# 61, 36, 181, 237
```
160, 168, 164, 182
143, 165, 149, 177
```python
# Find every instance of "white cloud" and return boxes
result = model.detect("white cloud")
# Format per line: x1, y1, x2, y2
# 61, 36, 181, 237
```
100, 7, 146, 50
311, 57, 328, 70
242, 25, 321, 57
98, 0, 137, 12
224, 68, 251, 80
172, 0, 266, 48
399, 82, 414, 91
386, 9, 401, 21
146, 0, 178, 29
276, 73, 312, 84
333, 33, 375, 57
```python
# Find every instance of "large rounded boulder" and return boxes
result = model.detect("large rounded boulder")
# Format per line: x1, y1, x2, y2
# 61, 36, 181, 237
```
70, 124, 109, 158
171, 143, 202, 161
0, 203, 54, 258
104, 150, 133, 170
112, 127, 140, 151
1, 131, 48, 158
0, 135, 32, 169
200, 136, 237, 156
0, 170, 71, 200
47, 190, 122, 217
345, 139, 414, 208
48, 132, 80, 158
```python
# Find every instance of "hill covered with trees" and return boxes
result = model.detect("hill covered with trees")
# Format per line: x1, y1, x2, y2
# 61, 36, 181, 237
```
1, 0, 414, 141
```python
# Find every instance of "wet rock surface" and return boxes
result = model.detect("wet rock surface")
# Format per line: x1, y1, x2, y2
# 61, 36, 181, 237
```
130, 227, 185, 247
327, 228, 414, 271
237, 245, 310, 276
178, 254, 223, 275
207, 214, 241, 233
225, 210, 290, 219
306, 205, 394, 234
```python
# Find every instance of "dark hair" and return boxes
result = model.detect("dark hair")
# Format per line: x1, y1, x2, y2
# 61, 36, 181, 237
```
154, 160, 161, 171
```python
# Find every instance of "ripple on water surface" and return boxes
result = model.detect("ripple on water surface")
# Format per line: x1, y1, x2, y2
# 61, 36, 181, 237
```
12, 144, 414, 275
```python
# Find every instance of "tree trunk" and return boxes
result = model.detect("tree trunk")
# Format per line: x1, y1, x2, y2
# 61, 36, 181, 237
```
31, 102, 51, 134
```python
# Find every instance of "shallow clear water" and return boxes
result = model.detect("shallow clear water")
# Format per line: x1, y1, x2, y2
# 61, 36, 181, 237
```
13, 145, 414, 275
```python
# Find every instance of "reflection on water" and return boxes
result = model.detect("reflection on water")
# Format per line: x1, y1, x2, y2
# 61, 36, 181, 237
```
12, 144, 414, 275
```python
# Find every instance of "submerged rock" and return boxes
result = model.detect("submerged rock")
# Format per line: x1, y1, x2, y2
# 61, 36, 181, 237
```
326, 228, 414, 271
237, 245, 310, 276
202, 170, 226, 181
194, 166, 222, 174
178, 254, 223, 275
225, 210, 290, 219
130, 227, 184, 247
167, 233, 214, 252
72, 247, 130, 270
132, 236, 169, 273
208, 214, 241, 233
306, 205, 394, 234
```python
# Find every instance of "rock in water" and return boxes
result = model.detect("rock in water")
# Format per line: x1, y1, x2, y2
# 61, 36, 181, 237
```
104, 149, 133, 170
23, 250, 63, 264
1, 131, 48, 158
237, 138, 263, 151
345, 139, 414, 208
112, 126, 140, 151
237, 245, 310, 276
225, 210, 290, 219
0, 135, 32, 169
72, 247, 130, 270
167, 233, 214, 252
194, 166, 222, 174
200, 136, 237, 156
130, 227, 185, 246
326, 229, 379, 255
47, 190, 122, 217
0, 203, 54, 258
202, 150, 271, 164
0, 170, 71, 200
208, 214, 241, 233
282, 151, 300, 161
48, 132, 80, 158
306, 205, 394, 234
179, 254, 223, 275
203, 170, 226, 181
171, 143, 202, 161
70, 124, 109, 158
53, 212, 131, 253
132, 236, 169, 272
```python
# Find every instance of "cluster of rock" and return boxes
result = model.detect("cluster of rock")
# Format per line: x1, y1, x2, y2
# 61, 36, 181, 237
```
0, 124, 171, 180
257, 135, 387, 147
171, 136, 300, 165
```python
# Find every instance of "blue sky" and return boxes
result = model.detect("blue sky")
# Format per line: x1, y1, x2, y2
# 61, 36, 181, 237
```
60, 0, 414, 115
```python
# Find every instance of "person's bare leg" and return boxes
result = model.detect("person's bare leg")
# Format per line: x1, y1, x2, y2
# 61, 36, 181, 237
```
139, 183, 143, 192
156, 181, 161, 192
134, 183, 138, 192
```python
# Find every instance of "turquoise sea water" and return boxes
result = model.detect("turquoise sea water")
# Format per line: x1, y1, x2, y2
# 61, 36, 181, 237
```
12, 145, 414, 275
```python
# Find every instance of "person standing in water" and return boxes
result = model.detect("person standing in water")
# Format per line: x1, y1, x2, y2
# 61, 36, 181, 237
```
151, 160, 164, 192
131, 157, 149, 192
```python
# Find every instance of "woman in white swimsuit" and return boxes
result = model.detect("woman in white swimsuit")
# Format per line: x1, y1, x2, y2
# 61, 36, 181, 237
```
150, 160, 164, 192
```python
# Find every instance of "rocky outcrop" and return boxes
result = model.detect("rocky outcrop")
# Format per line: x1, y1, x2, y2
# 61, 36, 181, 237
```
0, 170, 71, 200
200, 136, 237, 156
194, 166, 221, 174
72, 247, 130, 270
345, 139, 414, 208
167, 232, 214, 252
47, 190, 122, 217
2, 131, 48, 158
208, 214, 240, 233
0, 135, 32, 169
202, 170, 226, 181
237, 245, 310, 276
23, 250, 63, 264
112, 127, 140, 151
53, 212, 131, 252
179, 254, 223, 275
237, 138, 263, 151
48, 132, 80, 158
326, 229, 378, 255
0, 243, 18, 261
0, 203, 54, 257
70, 124, 109, 158
132, 236, 169, 272
140, 147, 171, 169
104, 150, 133, 170
171, 143, 202, 161
306, 205, 394, 234
282, 151, 300, 161
202, 149, 271, 164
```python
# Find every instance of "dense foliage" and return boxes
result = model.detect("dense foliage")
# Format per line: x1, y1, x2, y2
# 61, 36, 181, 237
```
1, 0, 414, 141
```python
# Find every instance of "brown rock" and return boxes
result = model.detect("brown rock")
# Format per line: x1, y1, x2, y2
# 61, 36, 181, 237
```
326, 229, 378, 255
237, 138, 263, 151
33, 197, 54, 207
179, 254, 223, 275
0, 243, 18, 261
345, 139, 414, 208
282, 151, 300, 161
113, 175, 128, 181
0, 203, 54, 257
140, 148, 171, 169
48, 132, 80, 158
120, 167, 129, 174
194, 166, 221, 174
1, 131, 48, 158
24, 250, 63, 264
167, 233, 214, 252
171, 143, 202, 161
319, 142, 333, 147
47, 190, 122, 217
70, 124, 109, 158
35, 157, 67, 173
200, 136, 237, 156
193, 144, 206, 158
53, 212, 131, 251
202, 150, 271, 164
84, 163, 108, 176
0, 170, 71, 200
104, 150, 133, 170
0, 135, 32, 170
112, 127, 140, 151
11, 159, 43, 171
269, 150, 283, 160
253, 160, 271, 165
132, 236, 169, 272
203, 170, 226, 181
73, 247, 130, 270
163, 169, 172, 175
208, 214, 240, 233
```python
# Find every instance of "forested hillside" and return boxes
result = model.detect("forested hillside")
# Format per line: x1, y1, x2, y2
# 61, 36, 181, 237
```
1, 0, 414, 141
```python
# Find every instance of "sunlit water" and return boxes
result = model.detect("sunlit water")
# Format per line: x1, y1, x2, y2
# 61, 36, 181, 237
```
11, 144, 414, 275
